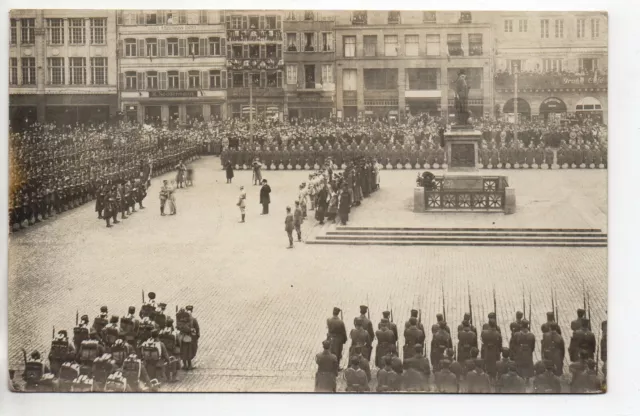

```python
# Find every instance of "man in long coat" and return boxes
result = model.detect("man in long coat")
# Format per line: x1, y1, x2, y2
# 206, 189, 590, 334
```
259, 179, 271, 215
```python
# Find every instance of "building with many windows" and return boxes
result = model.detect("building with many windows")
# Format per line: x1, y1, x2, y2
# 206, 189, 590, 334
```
117, 10, 227, 125
224, 10, 285, 120
334, 10, 493, 121
492, 12, 608, 123
282, 10, 336, 120
9, 10, 117, 130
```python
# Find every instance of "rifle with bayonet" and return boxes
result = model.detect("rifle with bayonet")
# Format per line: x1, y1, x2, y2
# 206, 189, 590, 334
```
554, 289, 560, 326
75, 310, 79, 326
442, 283, 447, 323
522, 286, 526, 321
493, 286, 498, 325
468, 281, 473, 326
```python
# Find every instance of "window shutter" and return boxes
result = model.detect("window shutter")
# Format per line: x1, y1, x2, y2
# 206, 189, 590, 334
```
243, 45, 249, 58
158, 11, 166, 25
200, 38, 207, 56
260, 71, 266, 87
219, 11, 225, 23
200, 10, 207, 24
242, 16, 248, 29
276, 44, 281, 59
158, 39, 166, 57
179, 11, 187, 24
226, 43, 232, 59
116, 11, 123, 26
243, 72, 249, 87
259, 16, 265, 29
276, 15, 281, 29
118, 40, 124, 57
137, 72, 144, 90
277, 70, 283, 88
179, 71, 186, 89
138, 39, 145, 57
159, 71, 167, 90
179, 38, 186, 56
220, 38, 226, 54
119, 73, 125, 90
260, 45, 266, 59
202, 70, 209, 89
137, 11, 145, 25
225, 15, 231, 29
221, 70, 227, 88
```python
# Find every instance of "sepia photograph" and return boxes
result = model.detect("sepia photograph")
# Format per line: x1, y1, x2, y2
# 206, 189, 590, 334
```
6, 8, 609, 394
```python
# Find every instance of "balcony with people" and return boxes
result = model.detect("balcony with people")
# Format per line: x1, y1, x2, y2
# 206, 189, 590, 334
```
494, 67, 608, 90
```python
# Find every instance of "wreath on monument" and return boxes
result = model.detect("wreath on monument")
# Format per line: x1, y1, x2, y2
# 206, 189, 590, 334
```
417, 171, 437, 190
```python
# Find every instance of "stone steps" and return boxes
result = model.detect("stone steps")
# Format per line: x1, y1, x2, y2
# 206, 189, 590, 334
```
307, 227, 607, 247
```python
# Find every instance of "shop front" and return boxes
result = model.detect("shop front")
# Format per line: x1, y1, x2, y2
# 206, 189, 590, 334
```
575, 96, 604, 123
502, 98, 531, 120
287, 95, 334, 120
539, 97, 568, 122
121, 90, 226, 125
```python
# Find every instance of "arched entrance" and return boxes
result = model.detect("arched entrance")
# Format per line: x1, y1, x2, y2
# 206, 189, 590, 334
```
575, 97, 603, 123
502, 98, 531, 121
539, 97, 567, 123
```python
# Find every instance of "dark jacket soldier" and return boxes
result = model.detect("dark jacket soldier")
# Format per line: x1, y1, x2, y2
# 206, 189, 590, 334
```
344, 357, 369, 392
533, 361, 562, 393
354, 305, 374, 361
351, 346, 372, 382
387, 345, 404, 375
514, 319, 535, 379
509, 311, 524, 336
482, 312, 502, 334
349, 318, 371, 361
541, 323, 565, 376
405, 309, 425, 333
315, 340, 338, 392
457, 321, 477, 363
380, 311, 398, 343
457, 313, 477, 335
403, 317, 425, 359
466, 359, 491, 393
499, 362, 526, 393
375, 320, 395, 369
435, 359, 459, 393
326, 307, 347, 365
569, 319, 596, 362
495, 348, 515, 379
541, 312, 562, 335
431, 314, 451, 335
571, 308, 587, 332
376, 357, 400, 392
431, 321, 452, 371
481, 319, 503, 379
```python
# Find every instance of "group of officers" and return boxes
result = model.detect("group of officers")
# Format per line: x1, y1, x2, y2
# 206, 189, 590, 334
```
316, 303, 606, 393
12, 292, 201, 392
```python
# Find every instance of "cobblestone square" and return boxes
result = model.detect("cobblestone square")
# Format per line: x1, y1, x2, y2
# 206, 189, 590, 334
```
8, 156, 607, 392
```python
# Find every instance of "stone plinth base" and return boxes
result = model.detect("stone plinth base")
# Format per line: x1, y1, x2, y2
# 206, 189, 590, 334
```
504, 187, 516, 214
414, 187, 425, 212
445, 129, 483, 172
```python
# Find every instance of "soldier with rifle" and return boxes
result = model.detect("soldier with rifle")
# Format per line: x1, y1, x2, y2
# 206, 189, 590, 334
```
457, 320, 477, 363
354, 305, 374, 361
315, 340, 338, 392
326, 307, 347, 368
376, 356, 400, 392
380, 310, 398, 344
375, 319, 395, 369
386, 344, 404, 375
481, 319, 502, 380
405, 309, 425, 333
349, 317, 372, 363
541, 322, 565, 376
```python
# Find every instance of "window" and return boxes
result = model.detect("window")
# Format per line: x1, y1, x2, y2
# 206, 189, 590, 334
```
246, 16, 257, 29
447, 34, 463, 56
146, 38, 158, 57
10, 19, 17, 45
47, 57, 65, 85
209, 37, 221, 56
10, 58, 18, 85
352, 11, 367, 25
146, 12, 157, 25
187, 11, 200, 25
343, 69, 357, 91
344, 36, 356, 57
286, 65, 297, 84
21, 18, 35, 44
321, 64, 333, 84
540, 19, 549, 38
579, 58, 598, 73
124, 12, 137, 25
91, 57, 107, 85
209, 70, 221, 88
407, 69, 438, 90
266, 71, 278, 87
232, 45, 243, 58
90, 18, 106, 44
21, 58, 36, 85
364, 69, 397, 90
167, 38, 179, 56
188, 70, 200, 88
554, 19, 564, 38
266, 16, 277, 29
364, 35, 377, 57
468, 34, 483, 56
231, 16, 242, 30
459, 12, 472, 23
509, 60, 522, 73
125, 39, 137, 57
388, 11, 401, 24
577, 19, 586, 38
519, 19, 528, 32
69, 57, 86, 85
303, 33, 315, 52
423, 11, 436, 23
405, 35, 419, 56
591, 18, 600, 38
146, 71, 158, 89
426, 35, 440, 56
125, 71, 137, 90
69, 18, 85, 45
232, 72, 243, 87
304, 11, 315, 21
250, 45, 259, 58
321, 32, 333, 52
168, 71, 179, 89
250, 72, 260, 87
543, 59, 563, 72
188, 38, 199, 56
504, 20, 513, 32
266, 44, 277, 58
46, 19, 64, 45
384, 35, 398, 57
286, 33, 297, 51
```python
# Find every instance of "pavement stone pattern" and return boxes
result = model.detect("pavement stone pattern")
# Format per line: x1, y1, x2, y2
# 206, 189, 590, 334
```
8, 156, 607, 392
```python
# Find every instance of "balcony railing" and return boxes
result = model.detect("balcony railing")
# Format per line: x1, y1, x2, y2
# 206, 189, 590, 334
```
228, 87, 284, 97
423, 177, 508, 212
352, 11, 368, 25
227, 30, 282, 42
494, 71, 609, 89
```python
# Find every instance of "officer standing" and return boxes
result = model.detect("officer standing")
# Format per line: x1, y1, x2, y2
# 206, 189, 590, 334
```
354, 306, 374, 361
259, 179, 271, 215
514, 319, 535, 380
374, 320, 395, 369
541, 322, 565, 376
315, 340, 338, 392
481, 319, 503, 380
349, 318, 371, 367
403, 317, 425, 359
326, 307, 347, 368
186, 305, 200, 369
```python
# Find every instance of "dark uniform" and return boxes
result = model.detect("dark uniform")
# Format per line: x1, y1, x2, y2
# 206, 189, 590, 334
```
499, 362, 526, 393
541, 323, 565, 376
326, 307, 347, 366
457, 322, 477, 363
533, 361, 562, 393
480, 320, 503, 379
349, 318, 372, 362
375, 320, 395, 369
569, 320, 596, 362
403, 317, 425, 359
344, 357, 369, 392
514, 319, 535, 379
380, 311, 398, 343
353, 306, 374, 361
435, 359, 458, 393
466, 359, 491, 393
376, 357, 400, 392
315, 340, 338, 392
404, 309, 425, 334
540, 312, 562, 335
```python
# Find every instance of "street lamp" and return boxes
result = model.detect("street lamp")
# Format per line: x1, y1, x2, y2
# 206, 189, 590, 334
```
513, 64, 519, 143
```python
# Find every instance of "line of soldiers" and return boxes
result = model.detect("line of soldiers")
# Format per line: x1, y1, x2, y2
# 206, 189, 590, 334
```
317, 305, 606, 393
95, 177, 148, 228
11, 292, 201, 392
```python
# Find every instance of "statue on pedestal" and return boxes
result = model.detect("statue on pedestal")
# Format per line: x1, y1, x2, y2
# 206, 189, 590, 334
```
454, 70, 471, 127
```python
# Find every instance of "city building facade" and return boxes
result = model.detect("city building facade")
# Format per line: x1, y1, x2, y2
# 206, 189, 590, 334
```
9, 9, 118, 130
492, 11, 608, 123
224, 10, 285, 120
334, 10, 493, 121
283, 10, 336, 120
117, 10, 227, 125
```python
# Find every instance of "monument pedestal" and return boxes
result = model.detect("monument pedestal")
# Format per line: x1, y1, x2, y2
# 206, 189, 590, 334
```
444, 128, 482, 172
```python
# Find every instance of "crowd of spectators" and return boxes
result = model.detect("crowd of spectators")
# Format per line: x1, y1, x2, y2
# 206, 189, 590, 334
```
494, 67, 608, 88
